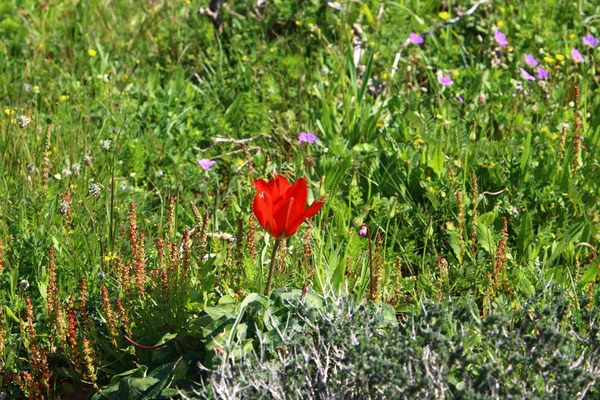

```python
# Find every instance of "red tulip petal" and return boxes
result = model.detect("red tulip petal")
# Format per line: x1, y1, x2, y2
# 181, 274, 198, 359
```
284, 198, 326, 237
273, 197, 298, 238
253, 179, 270, 195
285, 177, 308, 216
283, 216, 305, 237
303, 198, 326, 219
270, 173, 290, 199
252, 191, 277, 237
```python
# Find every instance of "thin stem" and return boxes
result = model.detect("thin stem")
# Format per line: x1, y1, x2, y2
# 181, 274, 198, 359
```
265, 238, 282, 296
368, 229, 374, 301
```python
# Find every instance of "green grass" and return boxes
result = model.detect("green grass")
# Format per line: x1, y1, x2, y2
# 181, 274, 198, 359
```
0, 0, 599, 398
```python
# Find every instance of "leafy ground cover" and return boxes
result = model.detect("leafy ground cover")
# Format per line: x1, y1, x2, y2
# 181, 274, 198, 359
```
0, 0, 599, 398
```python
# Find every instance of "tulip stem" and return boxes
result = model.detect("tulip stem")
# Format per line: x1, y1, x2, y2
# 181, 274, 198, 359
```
265, 238, 282, 296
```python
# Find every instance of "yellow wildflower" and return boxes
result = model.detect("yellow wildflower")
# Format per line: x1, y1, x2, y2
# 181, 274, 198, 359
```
555, 54, 565, 61
439, 11, 450, 20
88, 49, 97, 57
544, 56, 555, 63
496, 20, 505, 28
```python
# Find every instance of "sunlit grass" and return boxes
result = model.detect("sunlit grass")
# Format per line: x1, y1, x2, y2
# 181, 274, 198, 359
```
0, 0, 599, 398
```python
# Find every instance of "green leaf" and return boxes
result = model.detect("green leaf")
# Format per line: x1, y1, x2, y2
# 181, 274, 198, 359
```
139, 358, 183, 400
516, 272, 535, 297
448, 230, 464, 264
427, 143, 445, 175
547, 217, 587, 266
477, 221, 494, 253
517, 213, 533, 257
4, 306, 19, 323
519, 132, 532, 184
579, 261, 599, 284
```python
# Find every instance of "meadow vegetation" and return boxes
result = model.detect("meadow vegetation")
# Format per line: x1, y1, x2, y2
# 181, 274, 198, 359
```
0, 0, 599, 398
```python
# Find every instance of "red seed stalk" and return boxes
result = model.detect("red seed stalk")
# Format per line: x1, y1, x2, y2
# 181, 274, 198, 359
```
79, 279, 89, 327
372, 231, 384, 302
21, 297, 51, 398
115, 299, 131, 336
181, 229, 192, 286
67, 309, 80, 367
129, 203, 138, 257
0, 239, 3, 274
82, 338, 98, 389
101, 286, 118, 345
247, 215, 257, 260
47, 248, 57, 318
494, 216, 509, 291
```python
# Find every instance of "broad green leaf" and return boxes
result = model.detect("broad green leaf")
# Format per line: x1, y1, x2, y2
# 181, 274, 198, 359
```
519, 132, 532, 184
139, 358, 183, 400
427, 143, 445, 175
517, 213, 533, 257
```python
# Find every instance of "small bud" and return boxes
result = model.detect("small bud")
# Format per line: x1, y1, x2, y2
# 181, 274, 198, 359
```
359, 224, 368, 237
478, 93, 486, 106
20, 279, 30, 290
88, 183, 102, 197
98, 271, 106, 281
17, 115, 31, 129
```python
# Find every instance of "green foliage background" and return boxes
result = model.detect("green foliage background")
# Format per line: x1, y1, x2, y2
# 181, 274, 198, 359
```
0, 0, 599, 398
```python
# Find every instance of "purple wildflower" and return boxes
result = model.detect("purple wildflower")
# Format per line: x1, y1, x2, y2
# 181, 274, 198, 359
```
298, 132, 318, 143
494, 30, 509, 47
438, 74, 453, 86
536, 67, 549, 80
582, 34, 599, 47
524, 54, 538, 67
409, 33, 424, 45
359, 224, 368, 237
571, 48, 585, 62
519, 68, 535, 81
456, 94, 464, 103
197, 158, 216, 170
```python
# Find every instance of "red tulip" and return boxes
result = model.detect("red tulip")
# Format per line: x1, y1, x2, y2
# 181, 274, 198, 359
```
252, 173, 325, 238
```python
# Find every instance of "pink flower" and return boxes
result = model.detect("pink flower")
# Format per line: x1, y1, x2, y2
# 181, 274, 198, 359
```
409, 33, 424, 45
298, 132, 318, 143
438, 75, 453, 86
494, 30, 509, 47
197, 159, 216, 170
519, 68, 535, 81
524, 54, 538, 67
536, 67, 549, 80
571, 48, 585, 63
359, 224, 368, 237
582, 34, 598, 47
